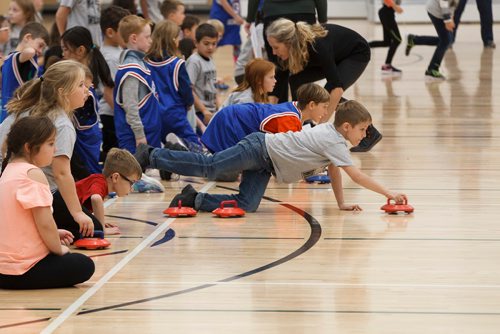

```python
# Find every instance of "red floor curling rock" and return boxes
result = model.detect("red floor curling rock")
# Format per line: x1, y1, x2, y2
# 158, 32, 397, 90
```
74, 231, 111, 250
212, 200, 246, 218
163, 200, 197, 217
380, 198, 414, 214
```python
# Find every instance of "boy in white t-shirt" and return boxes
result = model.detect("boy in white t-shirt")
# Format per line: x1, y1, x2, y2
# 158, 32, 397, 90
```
134, 100, 407, 212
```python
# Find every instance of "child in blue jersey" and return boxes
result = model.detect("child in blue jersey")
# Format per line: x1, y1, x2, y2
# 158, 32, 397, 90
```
134, 100, 407, 213
70, 71, 103, 177
114, 15, 161, 153
1, 22, 48, 122
202, 83, 330, 153
145, 20, 202, 151
209, 0, 246, 62
61, 27, 115, 175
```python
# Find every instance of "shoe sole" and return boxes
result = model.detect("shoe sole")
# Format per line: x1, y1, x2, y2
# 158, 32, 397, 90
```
350, 134, 383, 152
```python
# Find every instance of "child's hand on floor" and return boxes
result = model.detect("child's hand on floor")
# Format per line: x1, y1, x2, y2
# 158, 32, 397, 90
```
105, 223, 121, 235
339, 203, 363, 211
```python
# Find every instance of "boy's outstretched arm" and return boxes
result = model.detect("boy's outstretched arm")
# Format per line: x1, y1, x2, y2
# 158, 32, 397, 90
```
341, 165, 407, 203
328, 164, 362, 211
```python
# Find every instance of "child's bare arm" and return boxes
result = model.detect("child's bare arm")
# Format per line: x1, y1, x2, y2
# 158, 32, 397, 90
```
55, 6, 71, 35
341, 165, 407, 202
19, 48, 36, 63
328, 164, 362, 211
218, 0, 245, 25
33, 206, 69, 255
90, 194, 105, 226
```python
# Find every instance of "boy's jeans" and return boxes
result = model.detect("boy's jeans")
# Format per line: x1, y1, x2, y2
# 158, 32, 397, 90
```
428, 12, 453, 71
150, 132, 274, 212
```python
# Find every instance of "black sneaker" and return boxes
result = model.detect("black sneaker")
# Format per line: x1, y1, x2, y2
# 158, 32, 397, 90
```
350, 125, 383, 152
405, 34, 415, 56
425, 69, 446, 81
169, 184, 198, 208
134, 144, 154, 172
484, 41, 496, 49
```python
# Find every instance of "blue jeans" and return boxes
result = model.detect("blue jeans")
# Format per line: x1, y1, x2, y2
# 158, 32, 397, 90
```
453, 0, 494, 44
427, 13, 453, 71
149, 132, 274, 212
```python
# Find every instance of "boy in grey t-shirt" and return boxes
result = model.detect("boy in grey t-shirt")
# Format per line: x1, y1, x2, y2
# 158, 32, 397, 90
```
134, 100, 407, 212
56, 0, 102, 46
186, 23, 219, 126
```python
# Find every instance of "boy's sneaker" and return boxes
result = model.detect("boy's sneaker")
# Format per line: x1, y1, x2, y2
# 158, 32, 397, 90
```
381, 64, 402, 75
350, 125, 383, 152
169, 184, 198, 208
425, 69, 446, 81
405, 34, 415, 56
134, 144, 154, 172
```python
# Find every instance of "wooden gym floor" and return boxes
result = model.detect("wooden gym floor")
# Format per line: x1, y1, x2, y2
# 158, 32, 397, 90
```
1, 20, 500, 333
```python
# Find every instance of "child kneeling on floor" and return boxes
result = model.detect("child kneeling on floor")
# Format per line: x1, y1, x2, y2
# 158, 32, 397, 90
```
134, 100, 407, 212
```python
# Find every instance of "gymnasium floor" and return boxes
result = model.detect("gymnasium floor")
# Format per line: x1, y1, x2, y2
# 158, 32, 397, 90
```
1, 20, 500, 333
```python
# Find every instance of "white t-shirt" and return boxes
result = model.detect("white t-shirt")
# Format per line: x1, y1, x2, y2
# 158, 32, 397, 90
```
265, 123, 353, 183
59, 0, 102, 46
98, 44, 122, 116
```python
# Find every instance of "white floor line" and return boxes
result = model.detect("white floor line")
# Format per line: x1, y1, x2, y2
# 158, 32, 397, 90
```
41, 181, 216, 334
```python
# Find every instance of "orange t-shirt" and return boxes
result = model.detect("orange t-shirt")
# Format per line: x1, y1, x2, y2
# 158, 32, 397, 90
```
0, 162, 52, 275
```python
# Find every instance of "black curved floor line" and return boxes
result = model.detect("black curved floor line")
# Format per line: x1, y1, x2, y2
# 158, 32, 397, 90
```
105, 215, 158, 226
78, 198, 322, 315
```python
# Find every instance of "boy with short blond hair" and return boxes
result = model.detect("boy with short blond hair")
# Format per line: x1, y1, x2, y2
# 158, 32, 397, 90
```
160, 0, 186, 25
134, 99, 407, 213
1, 22, 48, 122
114, 15, 161, 153
76, 148, 142, 234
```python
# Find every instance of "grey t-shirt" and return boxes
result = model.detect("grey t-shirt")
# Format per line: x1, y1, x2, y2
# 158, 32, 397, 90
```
0, 110, 75, 191
221, 88, 254, 108
42, 112, 76, 192
426, 0, 457, 20
60, 0, 102, 46
186, 52, 217, 114
98, 45, 122, 116
144, 0, 163, 22
265, 123, 353, 183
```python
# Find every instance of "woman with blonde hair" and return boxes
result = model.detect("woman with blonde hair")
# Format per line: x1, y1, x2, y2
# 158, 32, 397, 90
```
221, 58, 276, 108
266, 18, 382, 152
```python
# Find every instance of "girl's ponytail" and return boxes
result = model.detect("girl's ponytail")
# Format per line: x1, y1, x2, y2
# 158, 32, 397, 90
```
1, 150, 12, 176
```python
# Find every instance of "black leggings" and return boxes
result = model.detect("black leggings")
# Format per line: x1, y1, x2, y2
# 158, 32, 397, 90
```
0, 253, 94, 289
288, 58, 369, 100
52, 190, 104, 238
368, 5, 402, 65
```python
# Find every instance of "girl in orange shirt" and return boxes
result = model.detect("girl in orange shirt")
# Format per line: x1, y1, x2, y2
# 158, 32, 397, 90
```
0, 116, 94, 289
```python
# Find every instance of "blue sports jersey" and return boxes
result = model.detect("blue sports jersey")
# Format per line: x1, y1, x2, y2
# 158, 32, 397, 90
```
1, 52, 38, 122
145, 55, 199, 146
209, 0, 242, 46
201, 101, 301, 152
113, 58, 161, 153
72, 87, 103, 174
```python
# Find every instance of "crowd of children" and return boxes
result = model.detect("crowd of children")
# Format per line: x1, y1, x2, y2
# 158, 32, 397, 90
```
5, 0, 491, 289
